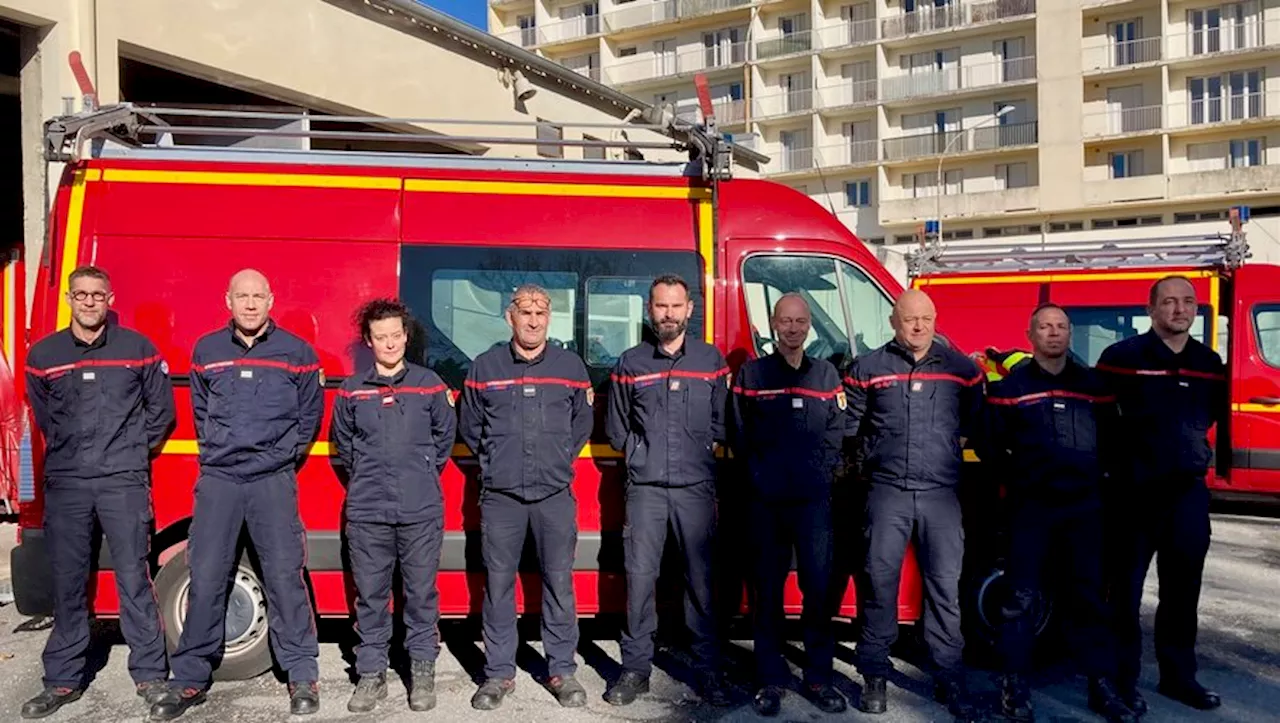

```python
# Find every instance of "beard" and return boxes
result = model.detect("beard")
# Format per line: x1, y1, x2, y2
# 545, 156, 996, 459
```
655, 318, 687, 343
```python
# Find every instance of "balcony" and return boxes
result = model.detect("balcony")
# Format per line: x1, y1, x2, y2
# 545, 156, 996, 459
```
490, 0, 532, 8
815, 19, 877, 49
604, 0, 751, 33
1082, 105, 1162, 137
496, 27, 538, 48
880, 56, 1035, 102
1082, 37, 1162, 72
1166, 93, 1269, 130
536, 15, 602, 45
752, 88, 815, 119
605, 42, 747, 85
756, 32, 814, 60
816, 79, 878, 109
713, 98, 748, 125
561, 63, 602, 82
881, 120, 1038, 161
1083, 174, 1167, 205
817, 139, 878, 168
880, 0, 1036, 41
1165, 22, 1276, 62
763, 146, 815, 174
880, 186, 1041, 224
1168, 164, 1280, 199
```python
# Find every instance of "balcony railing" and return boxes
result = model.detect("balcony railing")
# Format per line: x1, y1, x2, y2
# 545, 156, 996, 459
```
816, 79, 878, 109
756, 32, 813, 60
713, 98, 747, 125
1166, 23, 1268, 61
815, 19, 877, 49
1168, 93, 1267, 128
752, 88, 815, 118
1084, 105, 1163, 136
561, 63, 602, 82
604, 0, 751, 32
605, 41, 747, 85
881, 0, 1035, 41
881, 56, 1035, 101
764, 146, 815, 174
496, 27, 538, 48
882, 120, 1038, 161
537, 15, 602, 44
817, 139, 878, 167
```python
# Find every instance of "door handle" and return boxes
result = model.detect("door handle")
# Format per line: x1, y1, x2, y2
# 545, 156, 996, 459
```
1248, 396, 1280, 406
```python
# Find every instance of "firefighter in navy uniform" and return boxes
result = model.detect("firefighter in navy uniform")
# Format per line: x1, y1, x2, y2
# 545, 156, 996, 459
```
460, 284, 593, 711
603, 274, 731, 707
1099, 275, 1227, 715
151, 269, 324, 721
329, 299, 457, 714
730, 293, 848, 718
982, 303, 1137, 723
20, 266, 176, 719
844, 289, 981, 718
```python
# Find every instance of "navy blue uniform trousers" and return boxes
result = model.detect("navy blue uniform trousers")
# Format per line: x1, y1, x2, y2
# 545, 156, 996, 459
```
857, 485, 964, 679
620, 481, 718, 676
999, 496, 1114, 677
348, 520, 444, 674
751, 495, 834, 687
1110, 479, 1211, 688
481, 488, 578, 680
43, 472, 167, 688
170, 470, 318, 688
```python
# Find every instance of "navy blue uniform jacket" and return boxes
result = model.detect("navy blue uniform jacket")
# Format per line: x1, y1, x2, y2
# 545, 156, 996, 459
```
982, 357, 1117, 500
330, 362, 457, 524
459, 342, 592, 502
844, 339, 983, 490
606, 337, 729, 487
729, 351, 846, 501
190, 320, 324, 482
1096, 330, 1227, 486
26, 323, 176, 480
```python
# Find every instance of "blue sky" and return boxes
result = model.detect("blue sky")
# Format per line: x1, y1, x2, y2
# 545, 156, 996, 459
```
421, 0, 487, 29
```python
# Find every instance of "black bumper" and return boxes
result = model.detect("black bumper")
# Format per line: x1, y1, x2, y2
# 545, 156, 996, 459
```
11, 528, 53, 616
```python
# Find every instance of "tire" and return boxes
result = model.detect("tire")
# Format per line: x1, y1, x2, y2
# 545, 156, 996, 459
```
973, 567, 1053, 645
153, 549, 274, 681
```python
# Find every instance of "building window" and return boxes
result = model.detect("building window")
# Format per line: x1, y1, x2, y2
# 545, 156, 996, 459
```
1109, 150, 1145, 178
1188, 68, 1263, 124
1048, 221, 1085, 233
619, 46, 637, 57
536, 119, 564, 158
994, 162, 1030, 189
844, 179, 872, 207
942, 229, 974, 240
907, 170, 961, 198
1230, 138, 1264, 167
517, 15, 536, 47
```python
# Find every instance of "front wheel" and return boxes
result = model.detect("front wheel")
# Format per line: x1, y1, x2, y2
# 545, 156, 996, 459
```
973, 567, 1053, 645
153, 549, 274, 681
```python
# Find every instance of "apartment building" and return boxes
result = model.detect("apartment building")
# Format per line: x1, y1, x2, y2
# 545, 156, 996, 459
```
489, 0, 1280, 264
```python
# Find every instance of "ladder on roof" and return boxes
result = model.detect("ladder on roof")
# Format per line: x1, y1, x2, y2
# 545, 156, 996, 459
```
42, 102, 738, 181
907, 213, 1252, 278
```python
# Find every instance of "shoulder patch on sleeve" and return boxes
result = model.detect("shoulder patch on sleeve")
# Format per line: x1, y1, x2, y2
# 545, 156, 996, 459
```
446, 389, 456, 407
837, 390, 848, 410
160, 360, 170, 376
586, 387, 596, 406
318, 368, 326, 387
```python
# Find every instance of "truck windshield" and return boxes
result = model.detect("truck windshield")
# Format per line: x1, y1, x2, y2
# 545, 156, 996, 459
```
1065, 304, 1219, 365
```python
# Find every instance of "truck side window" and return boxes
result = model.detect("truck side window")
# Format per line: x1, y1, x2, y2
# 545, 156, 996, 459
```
839, 261, 894, 357
1065, 305, 1214, 366
1256, 304, 1280, 368
585, 277, 648, 368
430, 269, 578, 360
742, 255, 851, 367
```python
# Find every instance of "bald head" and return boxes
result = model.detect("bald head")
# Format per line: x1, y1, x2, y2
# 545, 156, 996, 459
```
891, 289, 937, 357
771, 293, 811, 355
226, 268, 274, 337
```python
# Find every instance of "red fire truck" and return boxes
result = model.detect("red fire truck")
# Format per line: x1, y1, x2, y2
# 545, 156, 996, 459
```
910, 222, 1280, 500
7, 102, 923, 679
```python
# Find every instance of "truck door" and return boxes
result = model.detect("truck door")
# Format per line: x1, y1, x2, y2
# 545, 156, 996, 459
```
1229, 264, 1280, 494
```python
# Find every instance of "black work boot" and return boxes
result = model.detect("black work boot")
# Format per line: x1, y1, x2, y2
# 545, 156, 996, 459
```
149, 687, 206, 721
802, 682, 848, 713
409, 659, 437, 712
21, 687, 83, 719
547, 674, 588, 707
1089, 678, 1139, 723
935, 675, 976, 720
1000, 674, 1034, 722
752, 685, 784, 717
699, 670, 733, 707
136, 680, 170, 707
1118, 683, 1148, 717
471, 678, 515, 710
289, 681, 320, 716
859, 675, 888, 714
1158, 678, 1221, 711
347, 673, 387, 713
603, 671, 649, 706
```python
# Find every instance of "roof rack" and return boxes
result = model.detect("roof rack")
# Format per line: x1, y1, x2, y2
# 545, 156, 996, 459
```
43, 102, 742, 181
907, 215, 1252, 277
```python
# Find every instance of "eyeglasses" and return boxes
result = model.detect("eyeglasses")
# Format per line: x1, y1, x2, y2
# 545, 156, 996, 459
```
70, 291, 109, 303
